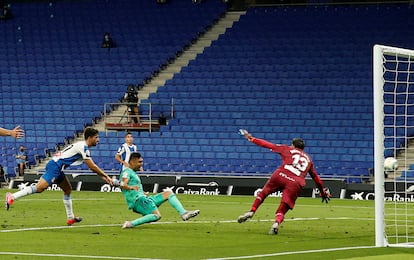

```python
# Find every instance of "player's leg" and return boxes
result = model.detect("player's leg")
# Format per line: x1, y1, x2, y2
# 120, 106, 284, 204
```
18, 162, 24, 176
269, 183, 301, 235
58, 176, 81, 225
122, 197, 161, 229
5, 163, 54, 210
154, 190, 199, 221
238, 172, 280, 223
124, 209, 161, 229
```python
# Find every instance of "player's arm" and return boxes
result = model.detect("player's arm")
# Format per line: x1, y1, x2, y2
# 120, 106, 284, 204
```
239, 129, 280, 150
120, 177, 138, 191
251, 137, 281, 151
309, 165, 331, 203
84, 159, 113, 185
0, 126, 24, 139
115, 153, 129, 168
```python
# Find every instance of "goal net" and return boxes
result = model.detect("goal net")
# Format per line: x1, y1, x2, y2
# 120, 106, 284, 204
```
374, 44, 414, 247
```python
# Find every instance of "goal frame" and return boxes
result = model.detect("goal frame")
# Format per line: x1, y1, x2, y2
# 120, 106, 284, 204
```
373, 44, 414, 247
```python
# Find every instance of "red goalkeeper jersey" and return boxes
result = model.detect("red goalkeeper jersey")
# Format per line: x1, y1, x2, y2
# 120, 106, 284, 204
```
252, 137, 324, 189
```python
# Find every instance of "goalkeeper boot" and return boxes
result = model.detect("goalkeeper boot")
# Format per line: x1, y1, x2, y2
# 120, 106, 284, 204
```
237, 211, 254, 223
5, 192, 14, 211
269, 222, 279, 235
122, 221, 133, 229
181, 210, 200, 221
67, 216, 82, 226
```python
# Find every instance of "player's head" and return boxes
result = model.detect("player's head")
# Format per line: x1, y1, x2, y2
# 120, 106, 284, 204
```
129, 152, 143, 171
292, 138, 305, 150
124, 132, 134, 144
84, 127, 100, 146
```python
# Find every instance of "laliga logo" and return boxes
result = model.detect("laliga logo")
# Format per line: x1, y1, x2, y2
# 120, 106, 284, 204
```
100, 184, 121, 192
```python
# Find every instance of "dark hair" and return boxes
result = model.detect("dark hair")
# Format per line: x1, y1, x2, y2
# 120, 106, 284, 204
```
125, 132, 133, 137
292, 138, 305, 149
84, 127, 99, 140
129, 152, 142, 162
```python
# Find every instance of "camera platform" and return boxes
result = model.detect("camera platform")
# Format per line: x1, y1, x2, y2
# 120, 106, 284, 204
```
105, 121, 160, 132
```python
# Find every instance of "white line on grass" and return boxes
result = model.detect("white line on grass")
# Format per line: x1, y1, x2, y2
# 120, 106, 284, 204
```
0, 216, 374, 233
204, 245, 377, 260
0, 217, 376, 260
0, 252, 168, 260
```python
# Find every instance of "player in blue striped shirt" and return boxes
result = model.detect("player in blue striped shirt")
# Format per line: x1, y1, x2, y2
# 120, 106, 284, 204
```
115, 132, 142, 173
5, 127, 113, 225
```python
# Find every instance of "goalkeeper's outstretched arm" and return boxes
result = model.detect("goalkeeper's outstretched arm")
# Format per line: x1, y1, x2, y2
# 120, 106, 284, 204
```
239, 129, 280, 150
309, 166, 331, 203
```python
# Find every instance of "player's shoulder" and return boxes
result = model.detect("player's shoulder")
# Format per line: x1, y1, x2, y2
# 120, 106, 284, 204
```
73, 140, 86, 146
122, 167, 135, 175
123, 169, 139, 181
301, 150, 313, 162
73, 141, 88, 149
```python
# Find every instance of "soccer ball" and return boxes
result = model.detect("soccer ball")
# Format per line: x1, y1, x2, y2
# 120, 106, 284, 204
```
384, 157, 399, 171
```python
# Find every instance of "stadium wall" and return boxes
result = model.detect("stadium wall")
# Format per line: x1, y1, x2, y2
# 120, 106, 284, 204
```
10, 172, 395, 200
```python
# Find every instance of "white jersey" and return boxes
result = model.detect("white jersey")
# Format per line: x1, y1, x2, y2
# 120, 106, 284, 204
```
116, 143, 137, 171
52, 141, 91, 170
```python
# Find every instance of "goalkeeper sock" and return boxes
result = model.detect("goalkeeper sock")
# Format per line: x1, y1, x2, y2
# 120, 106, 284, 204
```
275, 213, 284, 224
167, 193, 186, 215
251, 193, 266, 212
131, 214, 160, 227
63, 194, 74, 219
275, 202, 290, 224
12, 185, 37, 200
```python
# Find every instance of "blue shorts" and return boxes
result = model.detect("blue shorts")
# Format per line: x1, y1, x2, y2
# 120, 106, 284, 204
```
42, 160, 66, 185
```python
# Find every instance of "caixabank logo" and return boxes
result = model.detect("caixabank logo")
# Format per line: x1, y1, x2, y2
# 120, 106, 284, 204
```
350, 191, 414, 202
161, 185, 222, 195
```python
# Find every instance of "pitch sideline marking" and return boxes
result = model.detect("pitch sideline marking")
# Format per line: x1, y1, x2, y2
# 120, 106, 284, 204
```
0, 217, 376, 260
204, 245, 377, 260
0, 252, 167, 260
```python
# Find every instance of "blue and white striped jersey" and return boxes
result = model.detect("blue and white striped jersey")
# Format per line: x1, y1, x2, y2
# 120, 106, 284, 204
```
52, 141, 91, 169
116, 143, 137, 171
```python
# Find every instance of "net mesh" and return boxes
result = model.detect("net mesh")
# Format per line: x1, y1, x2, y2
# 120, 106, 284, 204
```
382, 51, 414, 246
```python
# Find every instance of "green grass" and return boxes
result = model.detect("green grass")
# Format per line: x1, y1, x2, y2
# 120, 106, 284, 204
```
0, 190, 413, 259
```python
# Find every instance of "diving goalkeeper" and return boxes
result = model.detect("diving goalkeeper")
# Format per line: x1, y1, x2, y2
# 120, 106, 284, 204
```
237, 129, 331, 235
119, 152, 200, 229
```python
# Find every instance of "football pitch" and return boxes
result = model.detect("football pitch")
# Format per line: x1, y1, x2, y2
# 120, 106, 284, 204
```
0, 190, 413, 259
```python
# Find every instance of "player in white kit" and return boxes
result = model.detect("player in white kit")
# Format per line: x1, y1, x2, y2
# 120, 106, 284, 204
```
5, 127, 113, 225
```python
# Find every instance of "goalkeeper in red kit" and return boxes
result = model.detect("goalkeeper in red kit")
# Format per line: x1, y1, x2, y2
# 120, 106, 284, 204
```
237, 129, 331, 235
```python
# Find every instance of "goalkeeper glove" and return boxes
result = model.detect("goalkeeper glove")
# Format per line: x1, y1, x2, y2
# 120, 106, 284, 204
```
320, 187, 332, 203
238, 129, 248, 136
238, 129, 253, 141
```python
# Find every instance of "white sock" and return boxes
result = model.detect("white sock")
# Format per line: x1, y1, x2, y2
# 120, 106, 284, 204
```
12, 186, 37, 200
63, 194, 74, 219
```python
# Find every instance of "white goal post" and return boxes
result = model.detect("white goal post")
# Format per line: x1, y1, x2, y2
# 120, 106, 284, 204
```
373, 44, 414, 247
